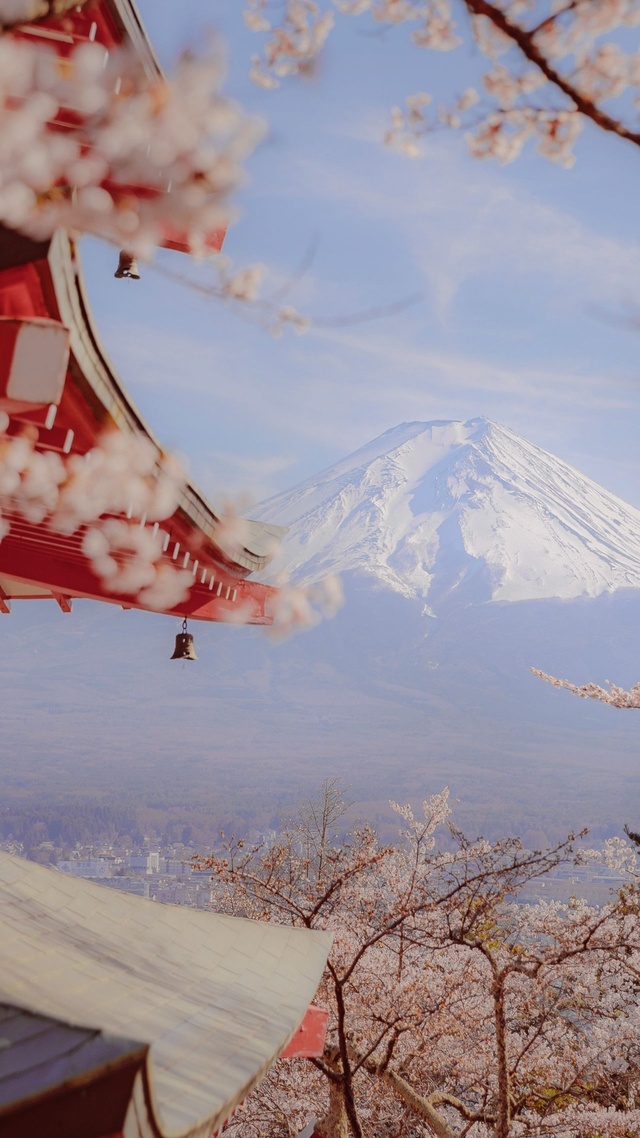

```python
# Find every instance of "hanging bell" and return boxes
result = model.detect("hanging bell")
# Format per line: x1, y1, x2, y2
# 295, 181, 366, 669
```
114, 250, 140, 280
171, 619, 197, 661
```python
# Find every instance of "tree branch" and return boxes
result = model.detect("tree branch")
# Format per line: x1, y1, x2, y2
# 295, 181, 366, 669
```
429, 1091, 496, 1126
329, 964, 364, 1138
353, 1051, 460, 1138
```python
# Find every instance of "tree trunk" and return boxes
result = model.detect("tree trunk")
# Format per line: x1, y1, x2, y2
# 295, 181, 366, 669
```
492, 975, 511, 1138
315, 1079, 350, 1138
332, 976, 363, 1138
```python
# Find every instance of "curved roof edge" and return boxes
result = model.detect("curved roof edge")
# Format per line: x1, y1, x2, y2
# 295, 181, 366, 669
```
109, 0, 163, 81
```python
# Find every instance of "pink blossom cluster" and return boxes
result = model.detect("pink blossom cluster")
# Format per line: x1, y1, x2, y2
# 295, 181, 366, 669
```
466, 105, 584, 167
82, 520, 192, 609
269, 304, 310, 337
51, 431, 185, 534
0, 34, 261, 252
0, 420, 193, 609
0, 415, 65, 530
246, 0, 640, 168
267, 571, 344, 637
0, 0, 46, 23
577, 835, 638, 874
0, 1, 81, 26
246, 0, 335, 88
534, 0, 640, 62
384, 91, 433, 157
216, 260, 266, 303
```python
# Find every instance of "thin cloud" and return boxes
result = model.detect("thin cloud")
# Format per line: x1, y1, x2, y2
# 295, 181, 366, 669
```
195, 450, 298, 504
104, 317, 640, 454
283, 141, 640, 322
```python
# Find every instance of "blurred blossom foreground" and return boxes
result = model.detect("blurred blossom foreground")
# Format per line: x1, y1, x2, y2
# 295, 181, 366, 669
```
0, 0, 301, 630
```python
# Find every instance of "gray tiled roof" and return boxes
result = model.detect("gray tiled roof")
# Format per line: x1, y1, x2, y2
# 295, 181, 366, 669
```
0, 852, 331, 1137
0, 1002, 146, 1114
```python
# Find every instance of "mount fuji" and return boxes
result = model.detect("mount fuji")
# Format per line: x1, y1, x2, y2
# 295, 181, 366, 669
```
257, 417, 640, 607
3, 418, 640, 844
232, 417, 640, 838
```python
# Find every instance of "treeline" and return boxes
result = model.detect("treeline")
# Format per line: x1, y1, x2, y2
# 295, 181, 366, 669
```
0, 794, 280, 855
0, 799, 143, 852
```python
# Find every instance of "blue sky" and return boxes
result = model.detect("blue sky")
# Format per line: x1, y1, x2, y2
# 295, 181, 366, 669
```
83, 3, 640, 509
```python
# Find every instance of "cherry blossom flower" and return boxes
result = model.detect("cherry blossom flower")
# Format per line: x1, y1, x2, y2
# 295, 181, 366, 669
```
0, 418, 192, 609
266, 572, 344, 637
0, 35, 263, 252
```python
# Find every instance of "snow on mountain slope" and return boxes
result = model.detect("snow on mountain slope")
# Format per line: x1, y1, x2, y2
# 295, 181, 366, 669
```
256, 418, 640, 605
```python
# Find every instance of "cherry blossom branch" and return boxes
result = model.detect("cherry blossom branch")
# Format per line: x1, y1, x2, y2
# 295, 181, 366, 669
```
348, 1020, 404, 1076
151, 254, 420, 338
246, 1, 640, 167
309, 1054, 342, 1084
461, 0, 640, 148
532, 667, 640, 708
149, 259, 312, 339
529, 0, 579, 40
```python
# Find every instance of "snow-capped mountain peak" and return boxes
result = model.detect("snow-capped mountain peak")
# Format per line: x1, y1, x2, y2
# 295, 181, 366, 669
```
257, 418, 640, 606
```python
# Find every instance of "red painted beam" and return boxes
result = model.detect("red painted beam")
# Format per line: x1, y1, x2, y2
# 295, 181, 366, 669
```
0, 532, 275, 624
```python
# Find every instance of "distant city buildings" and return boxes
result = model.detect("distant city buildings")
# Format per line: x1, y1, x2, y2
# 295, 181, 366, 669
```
52, 843, 217, 906
57, 858, 112, 878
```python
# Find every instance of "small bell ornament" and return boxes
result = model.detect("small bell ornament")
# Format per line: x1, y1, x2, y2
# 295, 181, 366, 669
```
114, 250, 140, 280
171, 618, 197, 661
